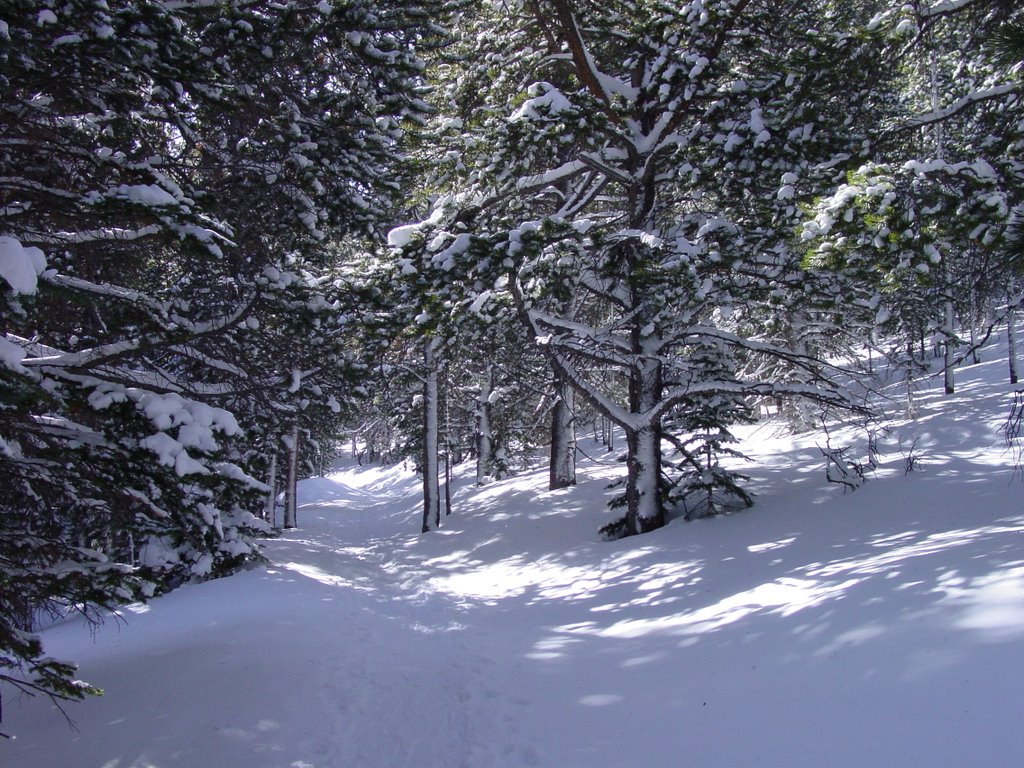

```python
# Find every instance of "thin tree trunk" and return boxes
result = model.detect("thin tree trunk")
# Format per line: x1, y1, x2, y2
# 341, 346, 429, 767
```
549, 374, 577, 490
944, 299, 955, 395
444, 377, 453, 516
1010, 300, 1019, 385
283, 424, 299, 529
475, 365, 493, 486
422, 338, 440, 532
263, 449, 278, 524
444, 451, 452, 517
906, 334, 917, 418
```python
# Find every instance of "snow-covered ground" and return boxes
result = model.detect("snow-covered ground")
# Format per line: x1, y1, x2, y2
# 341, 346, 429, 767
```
5, 338, 1024, 767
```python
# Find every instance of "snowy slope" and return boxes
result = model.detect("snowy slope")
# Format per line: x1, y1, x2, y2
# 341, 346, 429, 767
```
5, 338, 1024, 767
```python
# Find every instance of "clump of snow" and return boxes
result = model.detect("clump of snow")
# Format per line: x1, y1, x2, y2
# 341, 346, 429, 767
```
0, 235, 46, 294
112, 184, 181, 208
512, 82, 575, 121
140, 432, 210, 476
0, 336, 28, 372
387, 223, 420, 248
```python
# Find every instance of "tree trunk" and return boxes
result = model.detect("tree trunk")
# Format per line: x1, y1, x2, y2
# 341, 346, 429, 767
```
549, 374, 577, 489
444, 379, 453, 516
625, 424, 663, 534
905, 334, 917, 418
283, 424, 300, 529
263, 448, 278, 525
943, 299, 955, 395
475, 365, 493, 486
624, 357, 664, 534
1010, 300, 1019, 385
422, 338, 440, 532
444, 450, 452, 517
969, 318, 980, 364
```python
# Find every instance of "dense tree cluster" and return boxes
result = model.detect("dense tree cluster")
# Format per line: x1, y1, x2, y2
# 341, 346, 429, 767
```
390, 0, 1022, 535
1, 0, 444, 715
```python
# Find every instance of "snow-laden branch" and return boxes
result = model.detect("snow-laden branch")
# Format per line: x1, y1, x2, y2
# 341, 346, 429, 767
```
37, 224, 163, 245
0, 176, 80, 200
672, 323, 865, 380
167, 294, 256, 336
905, 82, 1021, 129
516, 160, 587, 192
170, 344, 249, 379
19, 295, 255, 371
44, 273, 171, 321
545, 0, 619, 113
547, 348, 634, 429
20, 336, 147, 370
527, 307, 634, 358
576, 268, 631, 308
919, 0, 987, 18
578, 152, 635, 187
653, 379, 865, 424
556, 171, 611, 219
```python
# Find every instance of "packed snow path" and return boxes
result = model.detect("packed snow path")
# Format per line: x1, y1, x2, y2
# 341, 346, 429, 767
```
7, 354, 1024, 766
8, 467, 538, 768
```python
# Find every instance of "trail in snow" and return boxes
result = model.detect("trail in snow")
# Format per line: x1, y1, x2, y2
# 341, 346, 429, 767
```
5, 468, 537, 768
6, 334, 1024, 767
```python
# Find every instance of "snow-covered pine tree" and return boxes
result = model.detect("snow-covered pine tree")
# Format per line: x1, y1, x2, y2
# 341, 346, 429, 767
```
394, 0, 893, 536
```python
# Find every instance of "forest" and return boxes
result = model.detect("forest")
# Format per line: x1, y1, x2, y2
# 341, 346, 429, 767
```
2, 0, 1023, 723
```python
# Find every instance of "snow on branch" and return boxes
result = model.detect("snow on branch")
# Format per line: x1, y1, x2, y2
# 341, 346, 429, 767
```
36, 224, 163, 245
655, 379, 865, 423
527, 307, 634, 358
578, 152, 635, 187
20, 337, 147, 370
905, 82, 1021, 129
516, 160, 587, 192
45, 273, 171, 320
919, 0, 987, 18
19, 296, 255, 378
0, 235, 46, 294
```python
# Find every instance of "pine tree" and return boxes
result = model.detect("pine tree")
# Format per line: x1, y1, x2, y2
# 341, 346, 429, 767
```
394, 0, 892, 536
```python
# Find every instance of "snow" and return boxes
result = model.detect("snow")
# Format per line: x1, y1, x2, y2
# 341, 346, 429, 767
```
6, 334, 1024, 766
111, 184, 181, 208
140, 432, 210, 476
0, 235, 46, 294
0, 336, 28, 372
512, 83, 575, 121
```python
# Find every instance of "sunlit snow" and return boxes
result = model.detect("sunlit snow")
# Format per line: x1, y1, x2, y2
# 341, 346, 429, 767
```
5, 332, 1024, 767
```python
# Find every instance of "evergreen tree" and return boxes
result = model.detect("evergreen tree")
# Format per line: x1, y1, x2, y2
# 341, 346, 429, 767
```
394, 0, 892, 536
